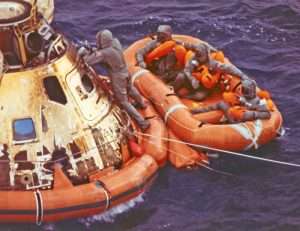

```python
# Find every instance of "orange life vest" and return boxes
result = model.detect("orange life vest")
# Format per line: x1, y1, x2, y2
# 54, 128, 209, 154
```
193, 65, 218, 89
228, 106, 247, 121
145, 40, 187, 68
222, 92, 248, 121
257, 90, 274, 111
222, 92, 241, 106
174, 44, 187, 68
223, 89, 274, 121
185, 50, 226, 90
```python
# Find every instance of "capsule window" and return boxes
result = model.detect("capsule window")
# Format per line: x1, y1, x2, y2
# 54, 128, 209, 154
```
43, 76, 67, 105
13, 118, 36, 142
81, 74, 94, 93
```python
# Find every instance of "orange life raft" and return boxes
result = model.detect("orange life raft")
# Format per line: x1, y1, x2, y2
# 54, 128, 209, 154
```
124, 35, 283, 151
0, 156, 157, 224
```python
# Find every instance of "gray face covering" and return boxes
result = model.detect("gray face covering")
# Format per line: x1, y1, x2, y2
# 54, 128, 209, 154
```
156, 25, 172, 42
96, 29, 113, 49
242, 79, 257, 99
194, 44, 209, 63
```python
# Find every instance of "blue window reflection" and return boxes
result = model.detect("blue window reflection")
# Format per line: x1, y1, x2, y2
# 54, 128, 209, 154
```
13, 118, 36, 141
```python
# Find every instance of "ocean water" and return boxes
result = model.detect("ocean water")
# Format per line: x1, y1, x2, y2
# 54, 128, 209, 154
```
3, 0, 300, 230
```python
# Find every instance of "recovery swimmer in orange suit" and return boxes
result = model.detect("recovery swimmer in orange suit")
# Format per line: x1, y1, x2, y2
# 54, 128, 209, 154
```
191, 79, 272, 123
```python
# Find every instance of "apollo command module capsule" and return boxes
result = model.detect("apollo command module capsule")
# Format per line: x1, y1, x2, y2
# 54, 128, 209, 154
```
0, 0, 167, 224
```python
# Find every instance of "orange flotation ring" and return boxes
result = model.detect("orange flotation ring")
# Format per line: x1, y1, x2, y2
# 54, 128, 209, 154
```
124, 35, 283, 152
0, 155, 158, 224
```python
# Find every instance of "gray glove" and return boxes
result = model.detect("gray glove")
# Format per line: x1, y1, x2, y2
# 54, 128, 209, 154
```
191, 108, 206, 114
78, 47, 90, 57
190, 77, 200, 90
138, 61, 147, 69
239, 97, 253, 108
239, 97, 247, 105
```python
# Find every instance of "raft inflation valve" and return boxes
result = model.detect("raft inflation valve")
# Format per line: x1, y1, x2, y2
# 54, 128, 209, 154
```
20, 173, 33, 186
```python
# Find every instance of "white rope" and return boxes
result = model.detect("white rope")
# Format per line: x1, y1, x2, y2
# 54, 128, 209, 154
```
138, 133, 234, 176
196, 162, 234, 176
134, 131, 300, 168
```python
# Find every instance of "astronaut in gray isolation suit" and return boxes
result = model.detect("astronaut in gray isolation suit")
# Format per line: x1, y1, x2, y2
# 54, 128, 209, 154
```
173, 43, 252, 101
83, 30, 150, 131
191, 79, 271, 123
136, 25, 253, 101
136, 25, 179, 82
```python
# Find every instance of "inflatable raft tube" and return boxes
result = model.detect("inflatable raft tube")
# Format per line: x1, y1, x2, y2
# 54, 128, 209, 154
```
124, 35, 283, 151
93, 76, 168, 167
0, 155, 157, 224
135, 98, 168, 166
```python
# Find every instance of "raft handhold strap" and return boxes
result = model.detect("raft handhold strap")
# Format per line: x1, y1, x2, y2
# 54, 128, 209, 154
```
164, 104, 188, 123
34, 190, 43, 226
166, 93, 177, 97
95, 181, 111, 211
144, 115, 156, 120
131, 69, 149, 83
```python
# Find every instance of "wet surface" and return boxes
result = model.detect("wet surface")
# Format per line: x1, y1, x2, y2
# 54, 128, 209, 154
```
1, 0, 300, 230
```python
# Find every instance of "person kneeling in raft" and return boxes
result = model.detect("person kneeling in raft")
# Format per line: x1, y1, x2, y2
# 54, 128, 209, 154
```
191, 79, 273, 123
136, 25, 185, 83
172, 43, 251, 101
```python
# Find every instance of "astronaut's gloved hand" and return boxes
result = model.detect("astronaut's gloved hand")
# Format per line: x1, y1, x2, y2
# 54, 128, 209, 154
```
241, 74, 256, 84
239, 97, 253, 108
138, 61, 147, 69
190, 78, 200, 90
239, 96, 247, 105
78, 46, 90, 58
191, 108, 205, 114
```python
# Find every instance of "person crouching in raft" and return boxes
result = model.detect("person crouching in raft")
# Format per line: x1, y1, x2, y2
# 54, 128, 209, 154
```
191, 79, 273, 123
136, 25, 186, 83
173, 43, 252, 101
83, 30, 150, 131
